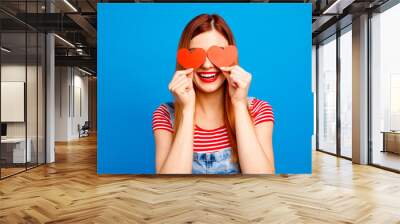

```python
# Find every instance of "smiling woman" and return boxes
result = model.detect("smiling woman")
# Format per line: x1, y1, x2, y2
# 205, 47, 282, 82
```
152, 14, 275, 175
97, 3, 313, 175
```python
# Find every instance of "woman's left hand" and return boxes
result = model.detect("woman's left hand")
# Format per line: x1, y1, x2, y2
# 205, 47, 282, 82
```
220, 65, 252, 106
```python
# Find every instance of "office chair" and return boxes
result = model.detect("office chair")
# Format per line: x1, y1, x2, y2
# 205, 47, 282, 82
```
78, 121, 90, 138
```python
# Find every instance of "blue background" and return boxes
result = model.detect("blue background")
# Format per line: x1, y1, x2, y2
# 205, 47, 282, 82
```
98, 3, 312, 174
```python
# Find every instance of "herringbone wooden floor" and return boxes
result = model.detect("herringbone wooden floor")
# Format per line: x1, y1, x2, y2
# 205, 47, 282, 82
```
1, 134, 400, 224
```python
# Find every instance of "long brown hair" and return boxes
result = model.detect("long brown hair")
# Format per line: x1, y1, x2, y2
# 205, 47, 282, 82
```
174, 14, 239, 162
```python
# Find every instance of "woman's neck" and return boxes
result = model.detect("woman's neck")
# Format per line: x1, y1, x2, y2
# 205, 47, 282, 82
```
194, 86, 225, 128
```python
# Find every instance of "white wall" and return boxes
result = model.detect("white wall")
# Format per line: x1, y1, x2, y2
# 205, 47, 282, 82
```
1, 65, 26, 134
1, 65, 39, 138
72, 73, 89, 138
1, 82, 25, 122
55, 66, 70, 141
55, 67, 89, 141
1, 65, 27, 141
1, 63, 46, 164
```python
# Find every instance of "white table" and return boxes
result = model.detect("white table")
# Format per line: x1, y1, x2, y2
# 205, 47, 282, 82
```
1, 138, 31, 163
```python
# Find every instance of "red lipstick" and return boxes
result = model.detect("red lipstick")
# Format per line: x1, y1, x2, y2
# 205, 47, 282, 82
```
197, 71, 218, 83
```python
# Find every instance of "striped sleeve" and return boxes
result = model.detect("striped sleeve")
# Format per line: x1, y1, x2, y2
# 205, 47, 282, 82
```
250, 98, 274, 125
152, 104, 174, 133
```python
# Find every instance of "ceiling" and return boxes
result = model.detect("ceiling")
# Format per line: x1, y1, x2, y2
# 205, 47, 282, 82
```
0, 0, 97, 74
0, 0, 396, 74
311, 0, 391, 43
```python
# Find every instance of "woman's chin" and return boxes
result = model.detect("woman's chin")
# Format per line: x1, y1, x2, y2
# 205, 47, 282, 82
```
194, 77, 225, 93
197, 86, 219, 93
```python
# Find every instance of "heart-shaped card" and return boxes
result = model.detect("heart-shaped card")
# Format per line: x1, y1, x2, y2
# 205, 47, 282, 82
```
207, 45, 238, 68
176, 48, 206, 69
176, 45, 238, 69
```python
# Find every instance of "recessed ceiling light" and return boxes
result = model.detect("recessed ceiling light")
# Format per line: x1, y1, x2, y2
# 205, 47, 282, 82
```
322, 0, 354, 15
78, 67, 93, 76
54, 34, 75, 48
63, 0, 78, 12
1, 47, 11, 53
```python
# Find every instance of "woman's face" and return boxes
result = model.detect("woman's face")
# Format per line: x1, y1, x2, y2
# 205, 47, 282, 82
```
189, 29, 229, 93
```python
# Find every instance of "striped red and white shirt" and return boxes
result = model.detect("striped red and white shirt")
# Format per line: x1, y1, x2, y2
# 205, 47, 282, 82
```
152, 98, 274, 152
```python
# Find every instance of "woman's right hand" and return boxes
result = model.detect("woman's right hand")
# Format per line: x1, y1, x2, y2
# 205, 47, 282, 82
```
168, 68, 196, 111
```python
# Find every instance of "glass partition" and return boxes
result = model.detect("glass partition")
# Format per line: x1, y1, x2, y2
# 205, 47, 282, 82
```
38, 32, 45, 165
27, 30, 38, 169
1, 30, 28, 177
0, 1, 46, 179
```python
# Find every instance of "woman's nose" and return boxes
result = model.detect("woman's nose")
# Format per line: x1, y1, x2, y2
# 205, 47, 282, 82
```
202, 57, 214, 69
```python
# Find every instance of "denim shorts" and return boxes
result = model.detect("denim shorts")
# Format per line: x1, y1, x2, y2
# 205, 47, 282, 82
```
192, 148, 240, 174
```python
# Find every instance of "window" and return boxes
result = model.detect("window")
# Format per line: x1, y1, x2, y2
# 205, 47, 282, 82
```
371, 2, 400, 171
317, 35, 337, 154
339, 27, 352, 158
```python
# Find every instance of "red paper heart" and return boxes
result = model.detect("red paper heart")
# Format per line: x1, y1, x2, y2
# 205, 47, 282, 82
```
177, 48, 206, 69
207, 45, 238, 68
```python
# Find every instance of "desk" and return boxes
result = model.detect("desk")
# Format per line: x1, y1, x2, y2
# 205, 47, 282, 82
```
381, 131, 400, 154
1, 138, 31, 163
